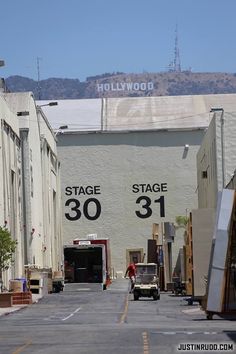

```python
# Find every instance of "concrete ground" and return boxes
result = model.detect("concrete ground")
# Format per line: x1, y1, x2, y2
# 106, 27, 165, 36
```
0, 278, 205, 317
0, 278, 130, 316
0, 279, 235, 354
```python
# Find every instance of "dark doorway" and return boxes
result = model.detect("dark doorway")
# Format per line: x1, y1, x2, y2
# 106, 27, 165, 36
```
64, 247, 103, 283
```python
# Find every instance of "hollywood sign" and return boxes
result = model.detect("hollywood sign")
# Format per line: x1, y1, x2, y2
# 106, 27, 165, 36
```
97, 81, 154, 92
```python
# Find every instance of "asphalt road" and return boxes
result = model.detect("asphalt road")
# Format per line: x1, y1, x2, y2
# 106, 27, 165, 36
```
0, 279, 235, 354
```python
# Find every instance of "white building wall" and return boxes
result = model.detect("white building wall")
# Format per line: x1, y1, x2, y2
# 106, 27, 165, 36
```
0, 95, 22, 286
39, 109, 62, 271
4, 93, 63, 273
223, 112, 236, 185
27, 97, 45, 266
58, 129, 203, 273
197, 111, 236, 209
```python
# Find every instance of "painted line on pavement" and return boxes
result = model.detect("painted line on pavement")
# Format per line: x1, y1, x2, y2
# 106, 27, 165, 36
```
119, 294, 129, 324
12, 340, 32, 354
62, 307, 81, 321
74, 307, 81, 313
151, 331, 219, 335
142, 331, 149, 354
62, 313, 74, 321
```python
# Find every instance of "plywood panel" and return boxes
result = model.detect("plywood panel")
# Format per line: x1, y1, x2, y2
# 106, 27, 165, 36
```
192, 208, 215, 297
207, 189, 235, 313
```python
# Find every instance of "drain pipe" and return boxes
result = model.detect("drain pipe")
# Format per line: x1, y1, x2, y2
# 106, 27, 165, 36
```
210, 108, 225, 188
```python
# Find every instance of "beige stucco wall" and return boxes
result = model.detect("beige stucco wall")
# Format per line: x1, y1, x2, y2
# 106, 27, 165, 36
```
58, 129, 204, 273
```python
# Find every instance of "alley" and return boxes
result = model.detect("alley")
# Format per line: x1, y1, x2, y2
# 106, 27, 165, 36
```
0, 279, 235, 354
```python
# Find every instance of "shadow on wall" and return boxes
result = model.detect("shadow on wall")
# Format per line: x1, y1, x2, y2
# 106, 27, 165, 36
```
57, 130, 204, 148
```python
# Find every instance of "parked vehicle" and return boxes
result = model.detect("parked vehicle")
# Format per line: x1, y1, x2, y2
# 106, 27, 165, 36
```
64, 236, 111, 290
133, 263, 160, 301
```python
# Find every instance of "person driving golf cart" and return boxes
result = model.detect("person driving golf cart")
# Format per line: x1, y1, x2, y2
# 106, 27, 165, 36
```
133, 263, 160, 301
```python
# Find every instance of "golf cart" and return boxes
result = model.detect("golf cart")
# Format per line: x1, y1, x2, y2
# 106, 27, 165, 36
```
133, 263, 160, 301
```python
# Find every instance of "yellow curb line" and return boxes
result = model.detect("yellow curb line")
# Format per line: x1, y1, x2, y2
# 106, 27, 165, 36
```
12, 340, 32, 354
142, 331, 150, 354
119, 293, 129, 324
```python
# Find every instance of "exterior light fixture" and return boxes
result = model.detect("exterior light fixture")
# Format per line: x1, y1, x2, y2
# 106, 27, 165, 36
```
55, 125, 68, 136
184, 144, 189, 149
0, 60, 5, 67
38, 101, 58, 107
58, 125, 68, 130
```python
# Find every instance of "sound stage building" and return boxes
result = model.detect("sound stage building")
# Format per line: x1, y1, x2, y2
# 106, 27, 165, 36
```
41, 94, 236, 277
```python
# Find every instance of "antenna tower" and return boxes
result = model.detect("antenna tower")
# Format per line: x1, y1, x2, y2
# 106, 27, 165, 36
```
37, 57, 42, 100
173, 25, 181, 72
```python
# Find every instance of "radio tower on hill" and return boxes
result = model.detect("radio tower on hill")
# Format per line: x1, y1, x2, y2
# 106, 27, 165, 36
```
174, 24, 181, 72
168, 25, 181, 72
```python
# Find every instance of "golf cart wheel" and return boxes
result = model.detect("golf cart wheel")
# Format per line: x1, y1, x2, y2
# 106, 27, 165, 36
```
133, 290, 139, 301
153, 291, 159, 301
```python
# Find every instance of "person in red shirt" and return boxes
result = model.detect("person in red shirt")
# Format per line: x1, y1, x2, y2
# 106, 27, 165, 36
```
125, 262, 136, 292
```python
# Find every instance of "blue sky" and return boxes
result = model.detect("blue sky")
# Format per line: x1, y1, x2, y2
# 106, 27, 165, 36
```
1, 0, 236, 81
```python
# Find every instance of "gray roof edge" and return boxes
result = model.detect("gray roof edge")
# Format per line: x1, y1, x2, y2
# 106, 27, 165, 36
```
57, 126, 207, 135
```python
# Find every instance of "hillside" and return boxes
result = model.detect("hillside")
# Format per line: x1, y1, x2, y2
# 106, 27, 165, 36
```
5, 71, 236, 100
